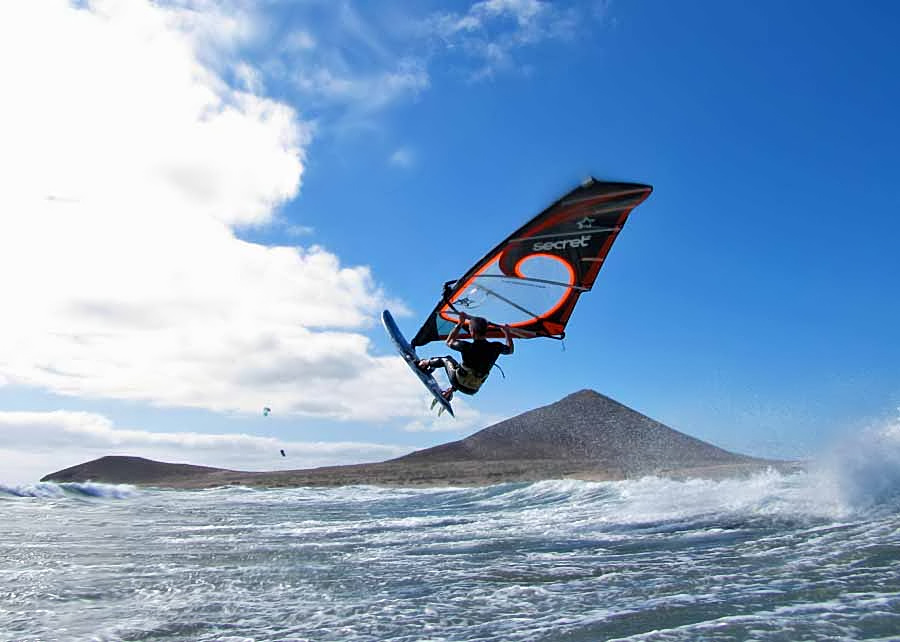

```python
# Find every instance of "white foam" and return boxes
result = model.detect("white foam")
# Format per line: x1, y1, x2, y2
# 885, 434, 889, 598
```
0, 480, 138, 499
810, 417, 900, 513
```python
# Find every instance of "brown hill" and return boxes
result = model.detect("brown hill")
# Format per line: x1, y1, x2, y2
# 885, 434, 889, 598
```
43, 456, 227, 484
393, 389, 755, 475
41, 390, 785, 488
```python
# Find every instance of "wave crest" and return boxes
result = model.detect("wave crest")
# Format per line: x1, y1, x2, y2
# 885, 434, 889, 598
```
0, 481, 138, 500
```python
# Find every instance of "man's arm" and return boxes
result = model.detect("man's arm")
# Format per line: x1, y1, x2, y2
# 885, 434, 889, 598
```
446, 312, 467, 349
502, 323, 514, 354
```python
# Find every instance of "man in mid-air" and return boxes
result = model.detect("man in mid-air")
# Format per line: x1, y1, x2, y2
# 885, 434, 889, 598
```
417, 311, 514, 402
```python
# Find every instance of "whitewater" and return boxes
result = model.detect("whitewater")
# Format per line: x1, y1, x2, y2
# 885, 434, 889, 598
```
3, 434, 900, 641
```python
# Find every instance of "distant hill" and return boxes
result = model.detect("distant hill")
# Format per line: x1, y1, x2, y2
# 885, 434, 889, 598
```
42, 390, 785, 488
42, 456, 227, 485
393, 389, 754, 475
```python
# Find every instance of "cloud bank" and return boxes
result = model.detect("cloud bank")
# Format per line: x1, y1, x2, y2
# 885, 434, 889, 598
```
0, 0, 425, 421
0, 410, 412, 484
0, 0, 574, 432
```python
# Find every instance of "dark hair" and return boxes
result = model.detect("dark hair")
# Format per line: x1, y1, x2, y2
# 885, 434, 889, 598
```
469, 316, 488, 337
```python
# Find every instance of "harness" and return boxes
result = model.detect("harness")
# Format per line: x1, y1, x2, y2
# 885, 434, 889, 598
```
451, 365, 490, 394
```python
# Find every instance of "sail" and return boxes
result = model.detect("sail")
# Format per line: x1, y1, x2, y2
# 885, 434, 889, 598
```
411, 178, 652, 347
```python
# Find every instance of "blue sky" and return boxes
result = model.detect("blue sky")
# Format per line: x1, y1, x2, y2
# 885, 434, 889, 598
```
1, 0, 898, 483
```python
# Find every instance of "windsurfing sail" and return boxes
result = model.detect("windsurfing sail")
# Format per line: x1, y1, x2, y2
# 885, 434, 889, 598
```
411, 178, 652, 347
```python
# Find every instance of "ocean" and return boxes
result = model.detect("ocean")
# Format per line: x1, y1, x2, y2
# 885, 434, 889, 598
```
3, 440, 900, 641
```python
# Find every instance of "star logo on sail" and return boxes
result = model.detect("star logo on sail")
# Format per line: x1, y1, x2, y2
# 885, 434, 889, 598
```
576, 216, 595, 230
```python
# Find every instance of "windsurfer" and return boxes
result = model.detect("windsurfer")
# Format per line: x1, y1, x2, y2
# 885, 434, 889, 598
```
417, 311, 514, 401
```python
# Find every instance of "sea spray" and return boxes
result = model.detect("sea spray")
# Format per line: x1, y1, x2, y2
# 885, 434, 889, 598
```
809, 413, 900, 514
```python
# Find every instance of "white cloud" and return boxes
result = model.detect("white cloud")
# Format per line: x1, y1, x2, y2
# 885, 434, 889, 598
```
293, 60, 430, 114
389, 147, 416, 169
1, 0, 303, 226
0, 0, 430, 422
427, 0, 581, 79
283, 29, 317, 52
0, 410, 413, 484
235, 61, 264, 93
286, 224, 316, 237
257, 2, 595, 127
456, 0, 549, 33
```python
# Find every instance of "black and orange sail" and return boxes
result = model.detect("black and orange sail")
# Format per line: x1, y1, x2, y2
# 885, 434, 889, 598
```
411, 178, 652, 347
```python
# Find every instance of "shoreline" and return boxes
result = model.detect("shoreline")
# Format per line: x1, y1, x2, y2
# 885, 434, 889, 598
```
42, 457, 803, 490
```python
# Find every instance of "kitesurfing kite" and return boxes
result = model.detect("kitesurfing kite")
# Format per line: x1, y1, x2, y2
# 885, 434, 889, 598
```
383, 177, 652, 417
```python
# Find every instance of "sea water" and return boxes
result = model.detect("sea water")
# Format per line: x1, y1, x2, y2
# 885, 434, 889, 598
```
2, 436, 900, 641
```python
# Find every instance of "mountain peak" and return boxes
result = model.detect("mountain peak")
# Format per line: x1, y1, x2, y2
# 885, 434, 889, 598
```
394, 389, 754, 475
41, 390, 777, 488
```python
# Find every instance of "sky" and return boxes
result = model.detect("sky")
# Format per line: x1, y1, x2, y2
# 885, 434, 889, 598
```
1, 0, 899, 484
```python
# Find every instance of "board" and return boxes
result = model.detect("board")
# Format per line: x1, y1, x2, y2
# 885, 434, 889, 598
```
382, 309, 454, 417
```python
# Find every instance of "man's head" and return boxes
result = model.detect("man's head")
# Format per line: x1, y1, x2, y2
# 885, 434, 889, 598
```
468, 316, 488, 338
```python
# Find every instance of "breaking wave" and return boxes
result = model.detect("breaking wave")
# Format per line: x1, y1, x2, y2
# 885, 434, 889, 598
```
0, 481, 139, 500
